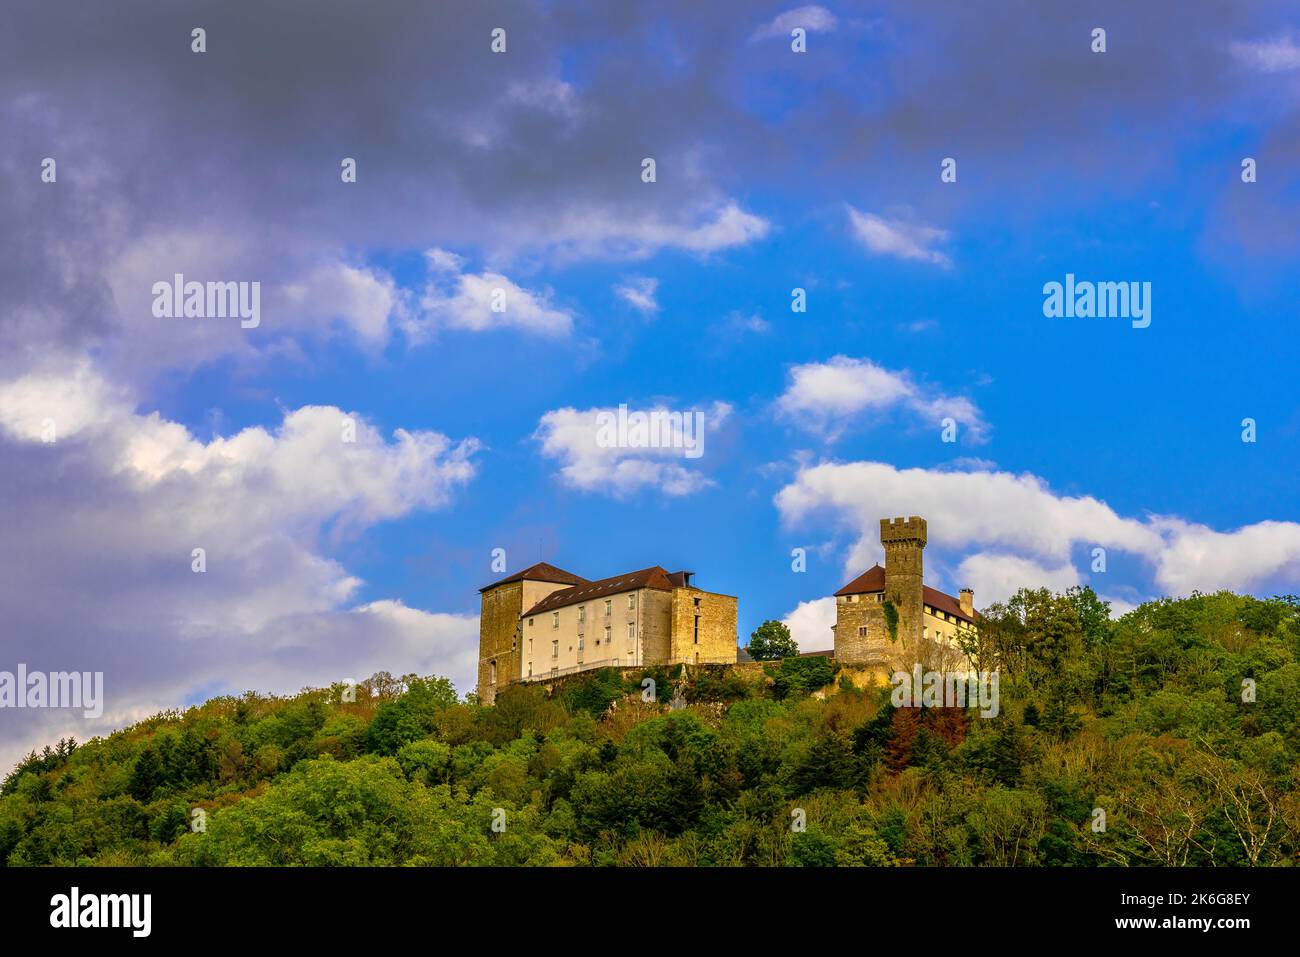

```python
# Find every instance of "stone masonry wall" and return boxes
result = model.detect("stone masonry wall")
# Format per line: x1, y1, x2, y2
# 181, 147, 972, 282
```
834, 597, 890, 665
669, 588, 738, 663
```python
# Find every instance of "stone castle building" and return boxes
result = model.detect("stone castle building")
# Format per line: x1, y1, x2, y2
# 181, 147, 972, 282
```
832, 516, 977, 667
477, 562, 738, 703
475, 516, 975, 703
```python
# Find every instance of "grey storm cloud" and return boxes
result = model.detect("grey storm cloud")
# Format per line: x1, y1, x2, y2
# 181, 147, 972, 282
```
3, 0, 1297, 373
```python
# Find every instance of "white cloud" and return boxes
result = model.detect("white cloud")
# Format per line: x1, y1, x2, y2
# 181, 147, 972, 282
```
776, 459, 1300, 604
954, 553, 1082, 607
775, 355, 988, 443
751, 6, 839, 42
1230, 33, 1300, 73
281, 262, 403, 345
615, 276, 660, 314
105, 231, 410, 372
548, 201, 771, 260
1147, 517, 1300, 594
0, 359, 128, 442
847, 207, 952, 267
782, 596, 837, 652
417, 248, 574, 338
0, 363, 482, 773
534, 402, 732, 497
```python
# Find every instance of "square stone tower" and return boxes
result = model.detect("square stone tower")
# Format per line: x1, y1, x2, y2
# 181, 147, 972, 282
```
880, 516, 926, 648
477, 562, 588, 704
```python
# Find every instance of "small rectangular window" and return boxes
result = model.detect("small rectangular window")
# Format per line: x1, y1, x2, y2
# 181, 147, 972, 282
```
628, 593, 636, 610
551, 640, 558, 659
604, 599, 612, 617
552, 611, 559, 628
578, 635, 585, 650
858, 626, 867, 637
604, 626, 611, 643
627, 622, 636, 640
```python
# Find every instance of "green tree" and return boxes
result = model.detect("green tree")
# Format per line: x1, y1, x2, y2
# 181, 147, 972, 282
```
748, 620, 798, 661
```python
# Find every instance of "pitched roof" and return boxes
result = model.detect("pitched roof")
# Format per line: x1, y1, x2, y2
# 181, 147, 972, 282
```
479, 562, 589, 593
923, 586, 978, 623
834, 564, 978, 623
834, 564, 885, 596
522, 565, 679, 617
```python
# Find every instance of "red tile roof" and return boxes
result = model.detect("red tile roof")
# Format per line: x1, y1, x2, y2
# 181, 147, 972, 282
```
923, 586, 978, 623
834, 564, 978, 623
834, 565, 885, 596
479, 562, 589, 593
522, 565, 679, 617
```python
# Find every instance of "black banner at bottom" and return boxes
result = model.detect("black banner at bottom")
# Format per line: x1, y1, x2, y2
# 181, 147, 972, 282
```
0, 866, 1286, 944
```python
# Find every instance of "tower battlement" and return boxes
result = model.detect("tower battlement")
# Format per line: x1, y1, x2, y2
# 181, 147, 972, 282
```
880, 516, 927, 545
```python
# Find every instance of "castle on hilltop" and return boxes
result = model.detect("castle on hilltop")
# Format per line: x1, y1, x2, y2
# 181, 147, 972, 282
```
475, 515, 977, 702
476, 563, 738, 703
832, 516, 976, 667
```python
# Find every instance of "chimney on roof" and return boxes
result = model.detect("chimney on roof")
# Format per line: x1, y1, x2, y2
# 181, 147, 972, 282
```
959, 588, 974, 617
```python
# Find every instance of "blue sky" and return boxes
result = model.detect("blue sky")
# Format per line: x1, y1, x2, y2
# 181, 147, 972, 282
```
2, 0, 1299, 769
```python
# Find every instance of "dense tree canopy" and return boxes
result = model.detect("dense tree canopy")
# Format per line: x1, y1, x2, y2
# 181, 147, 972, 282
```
2, 589, 1298, 867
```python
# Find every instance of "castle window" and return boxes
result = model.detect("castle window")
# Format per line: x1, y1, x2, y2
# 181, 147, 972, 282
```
874, 594, 883, 603
489, 660, 496, 684
693, 597, 701, 608
552, 612, 559, 628
604, 625, 611, 642
528, 662, 533, 677
551, 640, 558, 659
694, 615, 700, 644
578, 635, 585, 650
529, 618, 534, 627
604, 599, 612, 617
578, 606, 585, 623
628, 593, 637, 610
858, 626, 867, 637
627, 622, 636, 640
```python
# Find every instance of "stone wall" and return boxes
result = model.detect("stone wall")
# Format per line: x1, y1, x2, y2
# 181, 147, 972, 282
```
833, 597, 891, 665
477, 580, 522, 705
669, 587, 738, 663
